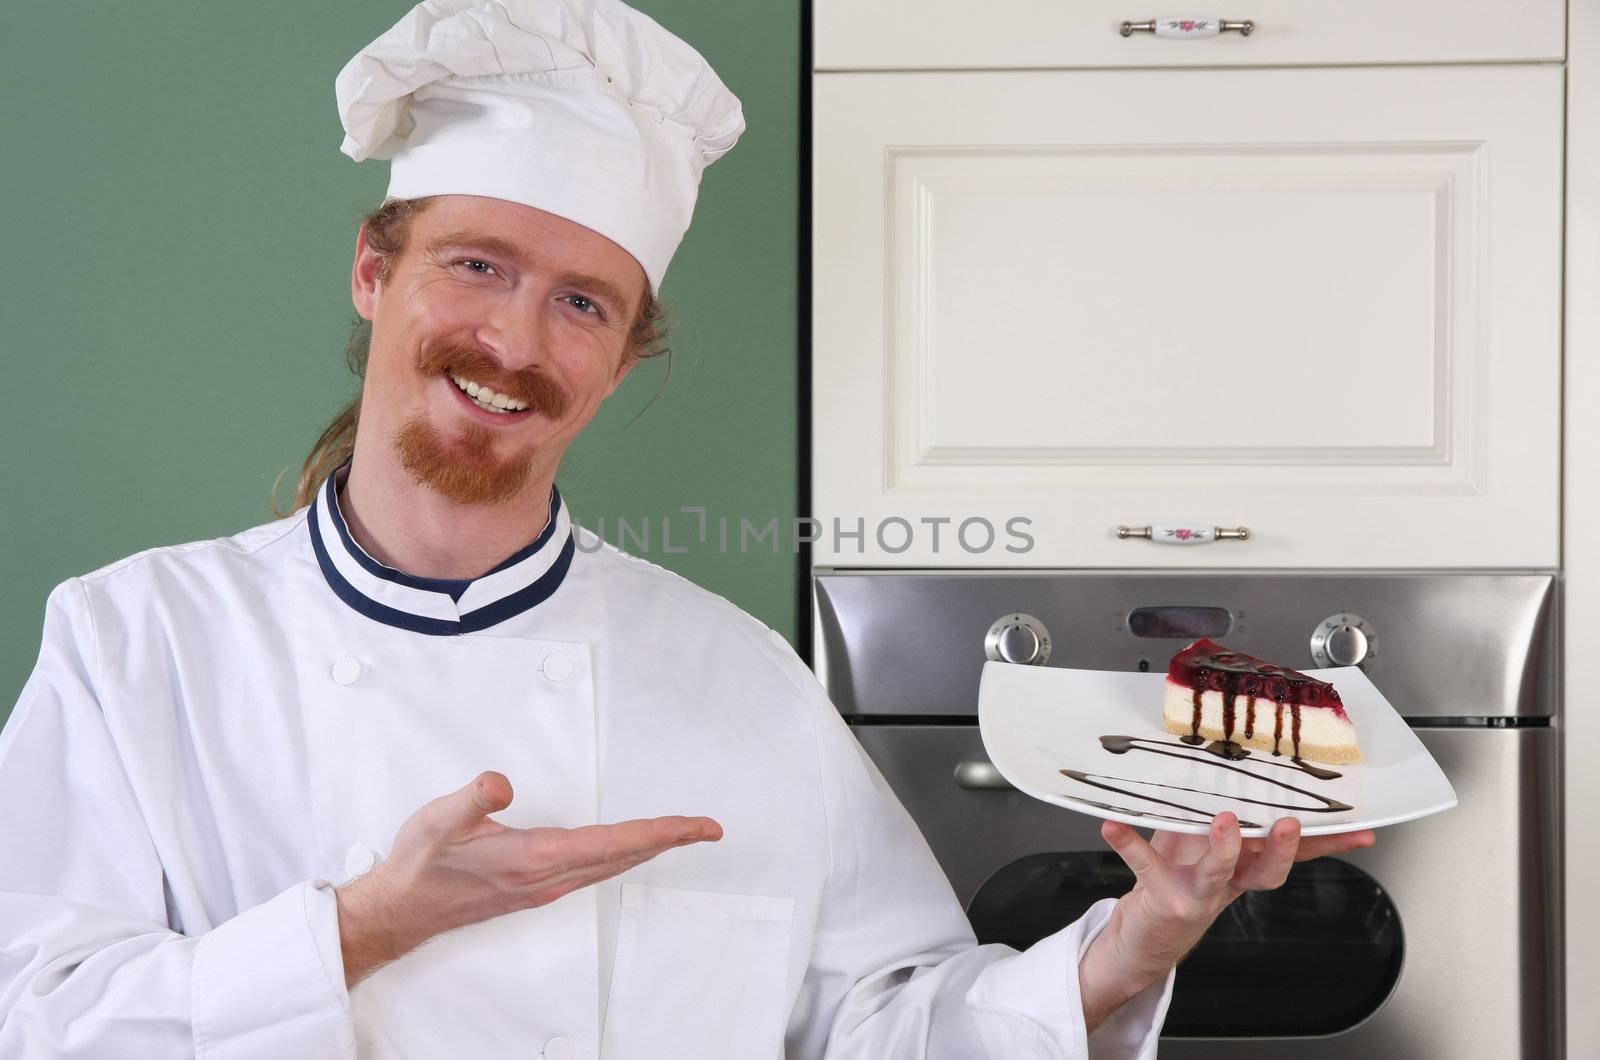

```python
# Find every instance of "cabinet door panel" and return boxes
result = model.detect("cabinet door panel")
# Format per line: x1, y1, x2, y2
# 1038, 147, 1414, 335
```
816, 0, 1565, 70
812, 65, 1561, 567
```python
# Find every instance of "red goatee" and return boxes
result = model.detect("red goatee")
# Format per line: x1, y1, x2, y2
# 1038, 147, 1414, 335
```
394, 338, 569, 506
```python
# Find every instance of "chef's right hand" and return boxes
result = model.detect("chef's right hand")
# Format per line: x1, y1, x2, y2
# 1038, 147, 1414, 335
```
334, 770, 722, 988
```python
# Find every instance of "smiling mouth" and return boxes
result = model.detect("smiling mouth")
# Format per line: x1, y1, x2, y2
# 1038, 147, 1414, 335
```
445, 369, 531, 415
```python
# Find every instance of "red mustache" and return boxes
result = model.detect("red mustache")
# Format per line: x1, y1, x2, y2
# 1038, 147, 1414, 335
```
417, 340, 569, 419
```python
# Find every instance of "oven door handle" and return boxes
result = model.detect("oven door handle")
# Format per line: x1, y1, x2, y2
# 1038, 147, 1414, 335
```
953, 760, 1015, 790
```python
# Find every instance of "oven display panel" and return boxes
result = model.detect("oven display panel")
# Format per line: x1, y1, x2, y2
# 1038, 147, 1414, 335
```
1127, 605, 1232, 639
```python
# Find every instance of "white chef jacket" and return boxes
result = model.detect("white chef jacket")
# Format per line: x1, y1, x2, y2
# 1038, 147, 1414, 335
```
0, 459, 1173, 1059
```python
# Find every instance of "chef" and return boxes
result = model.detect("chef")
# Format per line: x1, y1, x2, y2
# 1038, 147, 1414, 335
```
0, 1, 1374, 1057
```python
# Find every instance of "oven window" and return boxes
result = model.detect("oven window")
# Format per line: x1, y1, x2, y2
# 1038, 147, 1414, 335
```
967, 852, 1403, 1037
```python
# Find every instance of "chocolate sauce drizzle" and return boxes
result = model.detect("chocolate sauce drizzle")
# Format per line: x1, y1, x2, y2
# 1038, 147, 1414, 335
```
1059, 773, 1265, 828
1102, 734, 1342, 781
1063, 795, 1247, 829
1061, 760, 1352, 816
1055, 723, 1354, 823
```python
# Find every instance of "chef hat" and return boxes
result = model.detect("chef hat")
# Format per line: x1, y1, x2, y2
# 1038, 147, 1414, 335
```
335, 0, 745, 295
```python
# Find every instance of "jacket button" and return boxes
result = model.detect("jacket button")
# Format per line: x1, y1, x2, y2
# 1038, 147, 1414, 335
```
331, 654, 363, 686
541, 651, 574, 683
344, 844, 377, 877
541, 1037, 575, 1060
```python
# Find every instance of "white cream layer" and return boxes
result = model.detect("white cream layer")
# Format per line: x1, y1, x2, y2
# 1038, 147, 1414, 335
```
1162, 678, 1356, 748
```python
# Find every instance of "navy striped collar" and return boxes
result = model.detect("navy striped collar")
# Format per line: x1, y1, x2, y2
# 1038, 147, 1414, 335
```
307, 458, 575, 635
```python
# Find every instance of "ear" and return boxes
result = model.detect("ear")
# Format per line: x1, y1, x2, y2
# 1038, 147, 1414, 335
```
604, 352, 637, 399
351, 225, 384, 321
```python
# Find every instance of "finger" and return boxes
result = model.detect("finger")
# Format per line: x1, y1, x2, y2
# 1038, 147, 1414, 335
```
595, 815, 724, 862
664, 814, 724, 843
1193, 812, 1243, 886
533, 843, 694, 904
527, 820, 722, 898
541, 815, 723, 873
1101, 820, 1165, 881
433, 771, 513, 832
1234, 816, 1300, 890
466, 771, 514, 816
1293, 829, 1376, 862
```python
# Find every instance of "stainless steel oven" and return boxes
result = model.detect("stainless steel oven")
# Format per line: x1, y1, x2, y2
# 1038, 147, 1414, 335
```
812, 571, 1561, 1057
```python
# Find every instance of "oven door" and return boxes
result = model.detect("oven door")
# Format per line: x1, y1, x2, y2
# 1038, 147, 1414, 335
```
849, 723, 1559, 1057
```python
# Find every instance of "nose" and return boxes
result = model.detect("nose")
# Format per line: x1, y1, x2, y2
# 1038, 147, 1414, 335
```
477, 293, 553, 372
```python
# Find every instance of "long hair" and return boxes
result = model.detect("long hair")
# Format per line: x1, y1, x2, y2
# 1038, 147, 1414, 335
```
270, 196, 673, 516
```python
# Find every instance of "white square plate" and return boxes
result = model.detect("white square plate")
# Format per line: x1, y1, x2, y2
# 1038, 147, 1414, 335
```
977, 661, 1456, 838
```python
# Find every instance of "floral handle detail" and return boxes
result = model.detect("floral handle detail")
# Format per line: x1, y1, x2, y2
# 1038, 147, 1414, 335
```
1117, 523, 1252, 543
1158, 16, 1219, 37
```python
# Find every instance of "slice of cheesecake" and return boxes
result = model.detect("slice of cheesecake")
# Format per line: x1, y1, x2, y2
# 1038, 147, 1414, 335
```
1163, 637, 1362, 765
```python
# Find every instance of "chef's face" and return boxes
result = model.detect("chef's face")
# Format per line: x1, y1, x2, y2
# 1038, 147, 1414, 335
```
350, 195, 647, 506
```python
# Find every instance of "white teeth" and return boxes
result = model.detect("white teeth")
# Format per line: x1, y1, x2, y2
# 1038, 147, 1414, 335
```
447, 370, 528, 412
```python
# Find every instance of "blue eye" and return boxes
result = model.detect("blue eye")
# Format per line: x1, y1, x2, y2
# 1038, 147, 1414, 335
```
457, 259, 496, 275
564, 295, 600, 316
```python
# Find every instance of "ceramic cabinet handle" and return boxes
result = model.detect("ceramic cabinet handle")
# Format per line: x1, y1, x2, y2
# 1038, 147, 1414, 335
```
1117, 523, 1251, 543
1120, 16, 1255, 38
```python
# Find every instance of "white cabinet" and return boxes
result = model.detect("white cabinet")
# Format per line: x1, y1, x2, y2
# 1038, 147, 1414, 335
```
817, 0, 1565, 70
811, 63, 1563, 568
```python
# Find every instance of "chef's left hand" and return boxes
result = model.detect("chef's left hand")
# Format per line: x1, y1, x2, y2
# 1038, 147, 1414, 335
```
1077, 812, 1375, 1032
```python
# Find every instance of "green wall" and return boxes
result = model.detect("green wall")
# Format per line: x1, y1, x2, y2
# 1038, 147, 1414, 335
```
0, 1, 800, 718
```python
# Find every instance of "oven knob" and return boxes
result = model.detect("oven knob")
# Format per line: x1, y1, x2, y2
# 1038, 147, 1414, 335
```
1309, 613, 1376, 668
984, 613, 1052, 665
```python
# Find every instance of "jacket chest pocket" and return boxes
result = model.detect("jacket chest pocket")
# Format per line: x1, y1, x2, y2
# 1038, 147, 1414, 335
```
601, 883, 794, 1060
